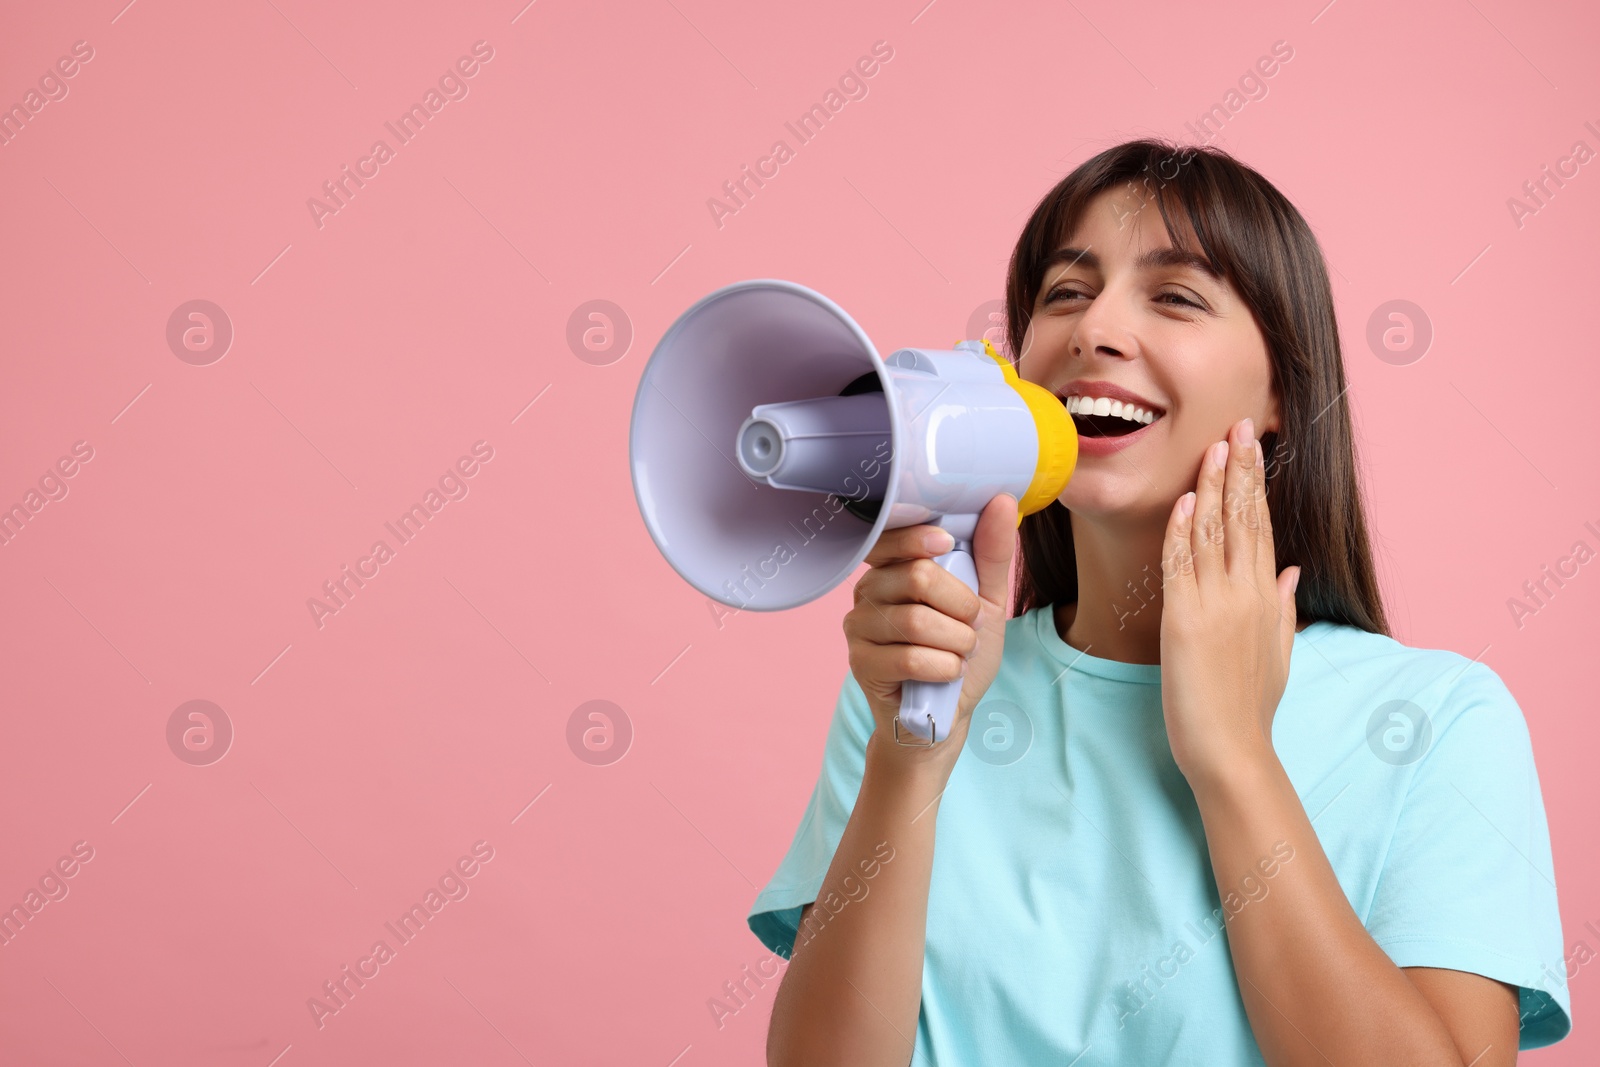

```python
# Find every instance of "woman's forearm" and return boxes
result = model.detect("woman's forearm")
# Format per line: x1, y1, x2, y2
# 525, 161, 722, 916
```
1190, 746, 1471, 1065
766, 731, 951, 1067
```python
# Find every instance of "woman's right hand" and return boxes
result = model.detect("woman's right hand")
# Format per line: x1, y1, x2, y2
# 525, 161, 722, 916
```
842, 493, 1019, 768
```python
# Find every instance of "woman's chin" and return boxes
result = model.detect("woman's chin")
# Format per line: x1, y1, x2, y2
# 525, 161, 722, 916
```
1058, 477, 1174, 523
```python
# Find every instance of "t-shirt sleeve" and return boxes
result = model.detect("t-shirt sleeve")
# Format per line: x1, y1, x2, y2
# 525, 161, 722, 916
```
746, 669, 876, 959
1364, 660, 1572, 1049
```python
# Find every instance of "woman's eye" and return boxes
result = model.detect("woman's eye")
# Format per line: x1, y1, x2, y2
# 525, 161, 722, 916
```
1045, 286, 1204, 309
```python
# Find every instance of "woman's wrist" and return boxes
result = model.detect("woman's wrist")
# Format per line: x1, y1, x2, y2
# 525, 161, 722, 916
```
864, 721, 961, 795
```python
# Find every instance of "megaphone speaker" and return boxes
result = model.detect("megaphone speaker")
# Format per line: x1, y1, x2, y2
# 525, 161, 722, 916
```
629, 279, 1077, 744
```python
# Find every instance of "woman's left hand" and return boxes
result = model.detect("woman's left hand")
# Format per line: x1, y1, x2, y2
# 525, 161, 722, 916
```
1159, 417, 1302, 793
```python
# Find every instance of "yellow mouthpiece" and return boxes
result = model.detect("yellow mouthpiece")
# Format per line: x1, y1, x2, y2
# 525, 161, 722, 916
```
974, 338, 1078, 525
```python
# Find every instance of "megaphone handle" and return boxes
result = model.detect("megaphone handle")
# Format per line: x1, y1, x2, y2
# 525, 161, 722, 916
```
897, 543, 978, 744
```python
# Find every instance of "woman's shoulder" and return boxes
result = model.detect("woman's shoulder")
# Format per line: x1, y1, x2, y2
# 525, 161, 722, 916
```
1293, 619, 1533, 752
1297, 617, 1496, 680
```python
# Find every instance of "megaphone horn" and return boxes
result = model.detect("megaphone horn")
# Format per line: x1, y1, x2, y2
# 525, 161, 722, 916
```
629, 279, 1077, 743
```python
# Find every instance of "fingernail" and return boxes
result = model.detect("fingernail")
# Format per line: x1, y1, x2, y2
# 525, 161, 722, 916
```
1180, 491, 1196, 516
928, 529, 955, 553
1241, 417, 1254, 442
1210, 440, 1228, 467
1291, 568, 1302, 594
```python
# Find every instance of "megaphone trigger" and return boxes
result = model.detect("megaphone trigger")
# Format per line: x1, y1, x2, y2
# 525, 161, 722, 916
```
898, 536, 980, 745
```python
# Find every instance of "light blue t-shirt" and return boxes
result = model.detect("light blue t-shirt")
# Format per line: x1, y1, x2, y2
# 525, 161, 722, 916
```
747, 604, 1572, 1063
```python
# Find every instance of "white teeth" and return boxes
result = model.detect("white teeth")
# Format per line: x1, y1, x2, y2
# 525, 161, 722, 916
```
1063, 394, 1160, 425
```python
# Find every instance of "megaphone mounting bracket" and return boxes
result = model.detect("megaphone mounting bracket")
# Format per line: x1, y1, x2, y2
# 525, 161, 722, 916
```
893, 712, 937, 746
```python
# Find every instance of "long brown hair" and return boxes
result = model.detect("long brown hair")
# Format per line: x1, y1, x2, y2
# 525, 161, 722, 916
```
1004, 138, 1389, 635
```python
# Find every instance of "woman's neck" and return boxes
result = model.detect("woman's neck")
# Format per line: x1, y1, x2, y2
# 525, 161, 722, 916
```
1058, 511, 1168, 665
1053, 508, 1309, 666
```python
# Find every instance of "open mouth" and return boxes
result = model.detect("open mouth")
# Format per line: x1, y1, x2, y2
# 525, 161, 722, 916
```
1058, 394, 1165, 439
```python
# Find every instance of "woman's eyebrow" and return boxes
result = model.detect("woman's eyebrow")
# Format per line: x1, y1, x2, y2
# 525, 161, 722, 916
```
1043, 245, 1223, 281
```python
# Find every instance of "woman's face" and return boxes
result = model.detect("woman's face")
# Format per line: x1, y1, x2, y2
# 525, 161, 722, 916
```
1017, 184, 1280, 520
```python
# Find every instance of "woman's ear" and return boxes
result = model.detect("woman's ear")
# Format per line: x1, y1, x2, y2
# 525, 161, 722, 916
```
1263, 391, 1282, 437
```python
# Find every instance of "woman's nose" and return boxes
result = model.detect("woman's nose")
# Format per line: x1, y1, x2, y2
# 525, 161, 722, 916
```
1072, 293, 1137, 362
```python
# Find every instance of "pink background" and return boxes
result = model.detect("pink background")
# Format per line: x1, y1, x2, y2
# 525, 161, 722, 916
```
1, 0, 1596, 1062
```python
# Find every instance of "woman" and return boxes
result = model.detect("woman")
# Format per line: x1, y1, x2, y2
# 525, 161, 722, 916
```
746, 140, 1571, 1065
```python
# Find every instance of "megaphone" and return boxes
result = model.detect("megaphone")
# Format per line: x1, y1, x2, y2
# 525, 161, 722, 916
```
629, 279, 1077, 744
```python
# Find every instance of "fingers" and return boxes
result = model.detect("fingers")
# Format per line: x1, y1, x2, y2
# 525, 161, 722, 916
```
850, 636, 968, 686
1277, 565, 1301, 657
1191, 418, 1271, 586
1221, 418, 1260, 578
1162, 488, 1198, 603
971, 494, 1018, 612
845, 600, 980, 658
864, 523, 955, 569
1252, 431, 1278, 580
856, 553, 982, 625
1168, 420, 1296, 655
1191, 436, 1228, 582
